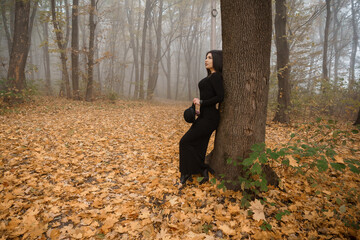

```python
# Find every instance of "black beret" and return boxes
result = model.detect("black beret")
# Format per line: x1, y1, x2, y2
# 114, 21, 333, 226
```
183, 106, 195, 123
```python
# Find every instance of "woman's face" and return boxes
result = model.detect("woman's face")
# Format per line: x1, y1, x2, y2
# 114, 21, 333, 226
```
205, 53, 215, 73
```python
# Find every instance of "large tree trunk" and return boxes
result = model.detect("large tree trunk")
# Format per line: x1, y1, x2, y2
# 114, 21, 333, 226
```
51, 0, 71, 99
208, 0, 275, 190
6, 0, 31, 99
273, 0, 290, 123
349, 0, 358, 90
85, 0, 96, 101
71, 0, 80, 100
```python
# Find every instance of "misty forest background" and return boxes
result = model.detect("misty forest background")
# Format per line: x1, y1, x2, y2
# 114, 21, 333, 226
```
0, 0, 359, 122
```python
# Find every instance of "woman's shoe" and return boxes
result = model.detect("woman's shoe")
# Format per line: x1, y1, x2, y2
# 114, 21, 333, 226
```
180, 174, 192, 184
199, 169, 209, 184
200, 167, 215, 185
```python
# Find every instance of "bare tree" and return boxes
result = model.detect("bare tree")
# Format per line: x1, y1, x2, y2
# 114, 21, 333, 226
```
39, 11, 52, 95
139, 0, 154, 99
349, 0, 358, 90
85, 0, 96, 101
147, 0, 163, 100
273, 0, 290, 123
321, 0, 331, 92
71, 0, 80, 100
125, 0, 140, 99
51, 0, 71, 98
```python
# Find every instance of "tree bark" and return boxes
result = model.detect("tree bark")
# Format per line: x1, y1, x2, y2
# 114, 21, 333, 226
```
71, 0, 80, 100
85, 0, 96, 101
208, 0, 275, 190
273, 0, 290, 124
6, 0, 31, 99
51, 0, 72, 99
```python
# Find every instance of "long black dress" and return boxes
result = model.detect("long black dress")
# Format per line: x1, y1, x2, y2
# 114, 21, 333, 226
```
179, 72, 224, 175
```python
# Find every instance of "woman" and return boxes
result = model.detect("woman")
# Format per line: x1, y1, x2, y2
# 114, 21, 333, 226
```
179, 50, 224, 185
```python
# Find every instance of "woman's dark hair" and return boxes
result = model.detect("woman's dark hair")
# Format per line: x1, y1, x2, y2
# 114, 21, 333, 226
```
206, 50, 223, 75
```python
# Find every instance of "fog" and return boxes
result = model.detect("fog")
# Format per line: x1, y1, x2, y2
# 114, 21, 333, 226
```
0, 0, 359, 110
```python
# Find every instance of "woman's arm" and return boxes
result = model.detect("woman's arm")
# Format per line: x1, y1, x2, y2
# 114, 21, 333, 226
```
200, 73, 224, 107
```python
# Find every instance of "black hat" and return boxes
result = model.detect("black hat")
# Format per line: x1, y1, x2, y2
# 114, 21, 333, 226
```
183, 106, 195, 123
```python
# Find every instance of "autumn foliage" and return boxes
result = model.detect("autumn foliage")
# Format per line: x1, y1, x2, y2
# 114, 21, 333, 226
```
0, 97, 359, 239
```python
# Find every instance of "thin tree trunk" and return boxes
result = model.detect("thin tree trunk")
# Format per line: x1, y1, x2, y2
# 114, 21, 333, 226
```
166, 45, 172, 99
51, 0, 71, 99
273, 0, 290, 123
175, 25, 183, 100
42, 20, 52, 95
1, 0, 12, 57
71, 0, 80, 100
147, 0, 163, 100
64, 0, 70, 48
349, 0, 358, 90
322, 0, 331, 92
95, 29, 101, 93
85, 0, 96, 101
125, 0, 140, 99
208, 0, 277, 190
128, 62, 135, 97
184, 2, 196, 100
139, 0, 153, 99
332, 0, 342, 87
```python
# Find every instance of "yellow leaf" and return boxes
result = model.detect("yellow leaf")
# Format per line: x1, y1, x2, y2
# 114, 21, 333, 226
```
218, 224, 236, 236
288, 155, 298, 167
101, 217, 118, 233
249, 199, 266, 221
334, 155, 344, 163
228, 204, 241, 215
115, 225, 128, 233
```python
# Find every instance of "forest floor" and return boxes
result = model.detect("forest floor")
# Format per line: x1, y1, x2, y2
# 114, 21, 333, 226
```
0, 97, 359, 240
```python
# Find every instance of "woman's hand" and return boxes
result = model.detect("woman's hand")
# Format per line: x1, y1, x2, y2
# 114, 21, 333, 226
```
193, 98, 200, 105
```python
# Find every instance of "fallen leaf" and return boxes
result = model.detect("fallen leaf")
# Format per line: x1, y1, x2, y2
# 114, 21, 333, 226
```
249, 199, 266, 221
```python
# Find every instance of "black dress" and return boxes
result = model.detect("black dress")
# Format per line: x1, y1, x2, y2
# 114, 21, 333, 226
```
179, 72, 224, 175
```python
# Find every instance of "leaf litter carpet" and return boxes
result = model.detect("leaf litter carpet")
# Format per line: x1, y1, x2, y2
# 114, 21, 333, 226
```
0, 98, 359, 239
